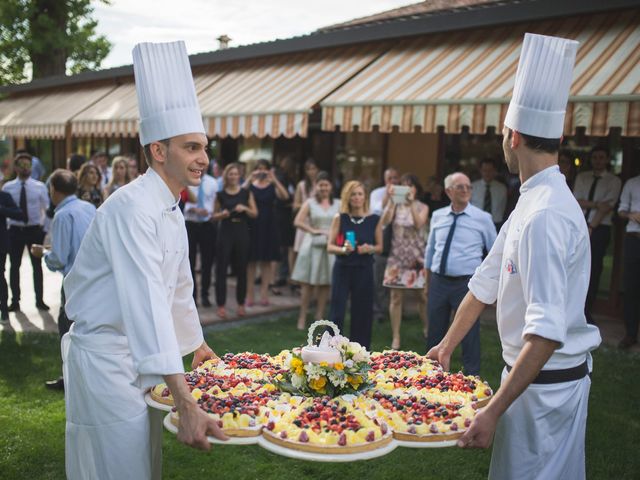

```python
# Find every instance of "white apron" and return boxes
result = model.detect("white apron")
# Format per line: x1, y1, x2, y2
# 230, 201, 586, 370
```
489, 367, 591, 480
62, 328, 163, 480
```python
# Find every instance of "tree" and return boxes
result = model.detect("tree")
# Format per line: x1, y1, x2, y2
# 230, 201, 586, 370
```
0, 0, 111, 85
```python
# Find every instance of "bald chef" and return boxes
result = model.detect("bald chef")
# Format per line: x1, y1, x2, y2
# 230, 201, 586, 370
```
427, 33, 601, 479
62, 41, 228, 480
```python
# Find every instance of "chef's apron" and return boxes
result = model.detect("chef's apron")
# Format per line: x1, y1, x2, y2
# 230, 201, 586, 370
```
62, 326, 162, 480
489, 366, 591, 480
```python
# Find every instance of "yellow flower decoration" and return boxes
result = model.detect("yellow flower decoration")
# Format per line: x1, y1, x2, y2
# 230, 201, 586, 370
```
319, 361, 329, 367
334, 362, 344, 371
347, 375, 363, 388
309, 376, 327, 392
290, 357, 303, 369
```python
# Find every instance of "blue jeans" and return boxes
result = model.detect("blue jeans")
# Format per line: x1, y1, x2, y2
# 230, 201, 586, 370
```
426, 273, 480, 375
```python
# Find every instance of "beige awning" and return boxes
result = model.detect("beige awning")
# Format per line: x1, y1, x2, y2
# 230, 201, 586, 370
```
199, 44, 385, 138
71, 68, 225, 137
0, 85, 116, 138
322, 11, 640, 136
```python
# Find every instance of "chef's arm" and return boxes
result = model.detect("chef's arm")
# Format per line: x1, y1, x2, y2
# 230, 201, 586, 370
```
426, 291, 486, 371
456, 334, 559, 449
163, 373, 229, 450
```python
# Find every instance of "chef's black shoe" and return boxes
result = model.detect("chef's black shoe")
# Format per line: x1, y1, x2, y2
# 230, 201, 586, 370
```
36, 301, 50, 311
45, 377, 64, 390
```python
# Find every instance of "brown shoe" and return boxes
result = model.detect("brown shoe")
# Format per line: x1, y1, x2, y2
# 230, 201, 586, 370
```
618, 336, 638, 350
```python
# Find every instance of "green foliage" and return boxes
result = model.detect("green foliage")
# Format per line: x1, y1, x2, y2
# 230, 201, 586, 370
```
0, 0, 112, 85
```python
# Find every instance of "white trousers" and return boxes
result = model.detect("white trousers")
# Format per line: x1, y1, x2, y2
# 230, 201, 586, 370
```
62, 331, 163, 480
489, 367, 591, 480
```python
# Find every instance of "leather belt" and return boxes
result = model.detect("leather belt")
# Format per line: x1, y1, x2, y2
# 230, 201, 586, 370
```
506, 360, 589, 384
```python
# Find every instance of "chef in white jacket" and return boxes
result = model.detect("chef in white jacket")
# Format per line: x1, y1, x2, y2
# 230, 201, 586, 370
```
427, 33, 601, 480
62, 41, 227, 480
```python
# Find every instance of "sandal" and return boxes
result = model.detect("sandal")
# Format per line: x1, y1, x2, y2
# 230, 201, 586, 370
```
216, 307, 227, 319
260, 299, 270, 307
237, 305, 246, 317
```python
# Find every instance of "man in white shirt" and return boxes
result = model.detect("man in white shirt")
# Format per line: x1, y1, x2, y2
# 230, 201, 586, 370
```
618, 174, 640, 349
62, 41, 227, 480
573, 146, 621, 324
91, 151, 112, 189
370, 167, 398, 321
184, 172, 217, 307
2, 153, 50, 312
428, 33, 601, 479
471, 158, 507, 231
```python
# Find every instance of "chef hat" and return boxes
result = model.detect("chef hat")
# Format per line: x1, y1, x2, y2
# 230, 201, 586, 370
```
132, 41, 205, 146
504, 33, 578, 139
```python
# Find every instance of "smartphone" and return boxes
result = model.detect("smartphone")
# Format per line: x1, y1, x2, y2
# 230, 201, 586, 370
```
345, 230, 356, 247
391, 185, 410, 204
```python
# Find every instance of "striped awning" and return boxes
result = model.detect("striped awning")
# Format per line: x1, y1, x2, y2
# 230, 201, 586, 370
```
71, 68, 225, 137
322, 11, 640, 137
0, 85, 116, 139
199, 44, 384, 138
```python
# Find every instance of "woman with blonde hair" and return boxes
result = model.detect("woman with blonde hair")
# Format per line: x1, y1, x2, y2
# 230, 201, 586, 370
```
103, 156, 131, 198
291, 171, 339, 330
76, 163, 103, 208
213, 163, 258, 318
327, 180, 382, 349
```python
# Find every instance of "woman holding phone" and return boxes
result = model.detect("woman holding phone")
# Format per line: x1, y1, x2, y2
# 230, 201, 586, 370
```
243, 159, 289, 306
327, 181, 382, 349
381, 174, 429, 349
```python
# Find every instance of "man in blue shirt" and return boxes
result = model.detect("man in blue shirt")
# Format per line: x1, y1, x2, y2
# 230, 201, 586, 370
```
31, 169, 96, 390
424, 172, 496, 375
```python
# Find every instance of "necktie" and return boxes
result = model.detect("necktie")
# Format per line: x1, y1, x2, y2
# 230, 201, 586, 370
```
20, 181, 28, 224
439, 212, 460, 276
585, 175, 601, 222
197, 181, 206, 221
483, 182, 492, 213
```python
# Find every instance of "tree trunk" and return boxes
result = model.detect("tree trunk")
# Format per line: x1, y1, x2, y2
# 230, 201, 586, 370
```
29, 0, 68, 79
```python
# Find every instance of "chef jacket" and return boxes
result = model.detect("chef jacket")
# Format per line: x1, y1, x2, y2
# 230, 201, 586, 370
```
64, 167, 203, 389
469, 166, 601, 370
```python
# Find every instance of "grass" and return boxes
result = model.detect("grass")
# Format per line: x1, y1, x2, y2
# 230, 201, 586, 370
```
0, 313, 638, 480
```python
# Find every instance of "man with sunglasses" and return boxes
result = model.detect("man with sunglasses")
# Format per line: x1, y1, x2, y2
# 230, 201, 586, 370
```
424, 172, 496, 375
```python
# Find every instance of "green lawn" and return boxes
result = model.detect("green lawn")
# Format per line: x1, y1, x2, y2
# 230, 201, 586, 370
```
0, 314, 638, 480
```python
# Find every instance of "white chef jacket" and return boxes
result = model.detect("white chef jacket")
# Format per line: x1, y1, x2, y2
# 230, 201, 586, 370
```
64, 167, 203, 389
573, 170, 621, 226
469, 165, 600, 479
470, 179, 507, 224
470, 166, 601, 369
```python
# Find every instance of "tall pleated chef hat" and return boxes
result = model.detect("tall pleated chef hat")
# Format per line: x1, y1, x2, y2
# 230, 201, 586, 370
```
132, 41, 205, 146
504, 33, 579, 139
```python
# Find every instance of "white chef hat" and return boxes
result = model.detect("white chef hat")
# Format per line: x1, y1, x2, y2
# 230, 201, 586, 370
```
132, 41, 205, 146
504, 33, 578, 139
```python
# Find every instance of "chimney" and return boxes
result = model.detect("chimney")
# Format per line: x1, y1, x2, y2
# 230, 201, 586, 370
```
217, 34, 231, 50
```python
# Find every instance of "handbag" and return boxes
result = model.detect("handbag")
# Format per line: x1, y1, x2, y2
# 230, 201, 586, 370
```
311, 233, 328, 248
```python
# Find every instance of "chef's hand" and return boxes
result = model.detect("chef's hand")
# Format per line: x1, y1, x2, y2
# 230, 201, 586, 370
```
177, 402, 229, 450
191, 341, 218, 370
426, 342, 450, 372
456, 407, 498, 449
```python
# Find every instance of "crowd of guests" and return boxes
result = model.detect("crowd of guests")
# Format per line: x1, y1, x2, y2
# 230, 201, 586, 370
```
2, 145, 638, 363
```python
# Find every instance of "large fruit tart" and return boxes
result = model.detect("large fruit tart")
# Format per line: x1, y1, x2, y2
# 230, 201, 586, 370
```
261, 395, 393, 454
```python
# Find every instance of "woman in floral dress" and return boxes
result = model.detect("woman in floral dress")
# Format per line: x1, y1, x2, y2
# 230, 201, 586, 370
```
381, 174, 429, 350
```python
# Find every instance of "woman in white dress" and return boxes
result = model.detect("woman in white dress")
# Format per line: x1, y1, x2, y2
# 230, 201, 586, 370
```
292, 159, 319, 254
291, 171, 339, 330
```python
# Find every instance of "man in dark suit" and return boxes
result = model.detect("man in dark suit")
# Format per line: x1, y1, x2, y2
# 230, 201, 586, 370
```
0, 190, 26, 320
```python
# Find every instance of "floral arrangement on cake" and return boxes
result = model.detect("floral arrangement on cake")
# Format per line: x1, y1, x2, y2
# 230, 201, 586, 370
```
275, 320, 372, 397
